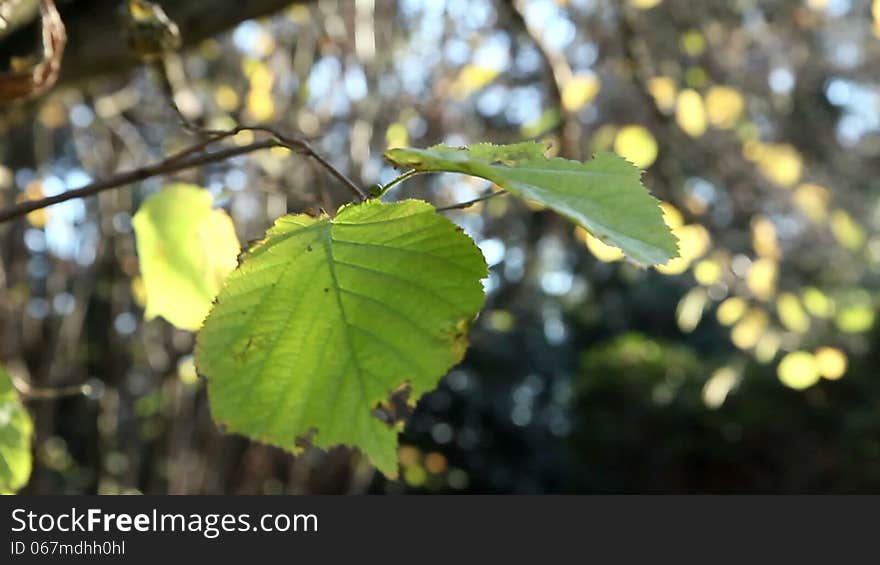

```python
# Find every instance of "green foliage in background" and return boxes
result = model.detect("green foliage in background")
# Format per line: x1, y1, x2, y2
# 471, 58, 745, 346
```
0, 367, 33, 494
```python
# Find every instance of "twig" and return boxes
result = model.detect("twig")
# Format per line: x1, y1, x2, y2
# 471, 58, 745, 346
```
209, 125, 368, 201
10, 372, 89, 399
0, 139, 278, 224
436, 190, 506, 212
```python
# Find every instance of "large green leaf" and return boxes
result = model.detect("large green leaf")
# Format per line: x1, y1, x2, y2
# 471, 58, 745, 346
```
133, 183, 241, 331
196, 199, 487, 476
384, 142, 678, 266
0, 366, 33, 494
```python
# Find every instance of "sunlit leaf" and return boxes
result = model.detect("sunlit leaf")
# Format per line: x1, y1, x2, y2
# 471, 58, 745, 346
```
561, 73, 600, 112
702, 366, 739, 409
717, 296, 748, 326
133, 184, 241, 331
0, 366, 33, 494
751, 215, 780, 259
675, 89, 706, 138
450, 65, 499, 99
676, 288, 707, 333
196, 200, 488, 477
830, 209, 866, 251
730, 307, 768, 350
705, 86, 744, 129
647, 77, 677, 112
385, 142, 678, 266
744, 142, 802, 187
614, 125, 658, 168
793, 183, 830, 223
815, 347, 847, 380
746, 258, 777, 301
777, 351, 820, 390
777, 292, 810, 334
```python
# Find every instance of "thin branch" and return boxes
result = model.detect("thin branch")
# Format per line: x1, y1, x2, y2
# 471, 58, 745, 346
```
436, 190, 506, 212
193, 125, 367, 201
376, 169, 423, 197
0, 139, 278, 224
10, 372, 89, 399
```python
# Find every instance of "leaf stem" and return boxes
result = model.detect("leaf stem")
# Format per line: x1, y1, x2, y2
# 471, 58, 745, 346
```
435, 189, 507, 212
375, 169, 422, 198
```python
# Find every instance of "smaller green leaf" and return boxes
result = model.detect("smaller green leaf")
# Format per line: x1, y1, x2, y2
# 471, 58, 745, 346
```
133, 184, 241, 331
0, 366, 33, 494
384, 142, 678, 266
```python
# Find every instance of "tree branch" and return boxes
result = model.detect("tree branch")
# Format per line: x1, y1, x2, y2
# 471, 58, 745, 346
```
0, 138, 278, 223
0, 0, 314, 88
0, 122, 367, 223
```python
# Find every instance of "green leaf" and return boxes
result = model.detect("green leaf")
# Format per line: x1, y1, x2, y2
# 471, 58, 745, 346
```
196, 199, 487, 476
0, 366, 33, 494
384, 142, 678, 266
133, 183, 241, 331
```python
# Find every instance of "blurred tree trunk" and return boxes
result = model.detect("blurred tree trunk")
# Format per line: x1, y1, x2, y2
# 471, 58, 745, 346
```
0, 0, 312, 86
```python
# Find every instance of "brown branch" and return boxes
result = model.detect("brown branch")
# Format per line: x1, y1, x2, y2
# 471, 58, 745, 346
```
0, 123, 367, 223
0, 139, 278, 224
501, 0, 580, 158
10, 371, 89, 399
198, 125, 367, 201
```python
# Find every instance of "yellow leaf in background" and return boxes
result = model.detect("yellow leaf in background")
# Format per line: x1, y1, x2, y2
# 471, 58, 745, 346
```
214, 85, 240, 112
777, 292, 810, 334
676, 89, 706, 138
745, 142, 802, 187
450, 65, 499, 100
777, 351, 820, 390
793, 183, 830, 223
751, 215, 780, 258
705, 85, 744, 129
660, 202, 684, 229
702, 366, 739, 409
874, 0, 880, 36
244, 61, 275, 122
830, 209, 866, 250
648, 77, 677, 112
746, 258, 777, 301
583, 231, 624, 262
613, 125, 658, 168
133, 184, 241, 331
16, 181, 47, 228
755, 330, 781, 363
693, 258, 722, 285
836, 303, 874, 334
802, 287, 834, 319
561, 73, 600, 112
731, 307, 768, 350
815, 347, 847, 380
677, 288, 708, 333
656, 223, 710, 275
717, 296, 748, 326
680, 30, 706, 57
630, 0, 662, 9
386, 122, 409, 150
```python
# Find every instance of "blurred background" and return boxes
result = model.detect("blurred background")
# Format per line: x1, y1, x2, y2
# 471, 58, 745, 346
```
2, 0, 880, 494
